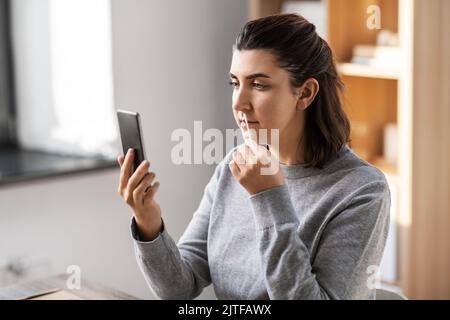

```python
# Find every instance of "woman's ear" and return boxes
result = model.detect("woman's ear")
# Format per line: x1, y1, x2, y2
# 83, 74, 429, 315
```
296, 78, 319, 110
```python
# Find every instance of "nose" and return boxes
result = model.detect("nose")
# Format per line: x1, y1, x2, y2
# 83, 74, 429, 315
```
232, 87, 252, 112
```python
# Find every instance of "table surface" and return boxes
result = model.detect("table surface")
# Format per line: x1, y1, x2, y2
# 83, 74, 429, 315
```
0, 274, 138, 300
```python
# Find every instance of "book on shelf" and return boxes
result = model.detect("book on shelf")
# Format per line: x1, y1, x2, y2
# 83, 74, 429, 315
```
351, 45, 401, 69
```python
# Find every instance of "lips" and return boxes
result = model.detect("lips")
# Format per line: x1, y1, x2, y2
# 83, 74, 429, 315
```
239, 117, 258, 123
238, 112, 259, 129
239, 119, 259, 128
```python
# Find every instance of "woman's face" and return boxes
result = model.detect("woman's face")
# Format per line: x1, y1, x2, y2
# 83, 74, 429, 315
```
229, 49, 303, 147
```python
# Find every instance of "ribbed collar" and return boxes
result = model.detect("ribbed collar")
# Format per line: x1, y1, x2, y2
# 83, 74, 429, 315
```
280, 146, 350, 179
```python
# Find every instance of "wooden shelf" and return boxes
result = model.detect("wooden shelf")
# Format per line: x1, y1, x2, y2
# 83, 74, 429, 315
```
338, 63, 400, 80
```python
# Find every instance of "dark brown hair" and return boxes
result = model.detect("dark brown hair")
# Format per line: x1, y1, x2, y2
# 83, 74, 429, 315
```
235, 13, 350, 168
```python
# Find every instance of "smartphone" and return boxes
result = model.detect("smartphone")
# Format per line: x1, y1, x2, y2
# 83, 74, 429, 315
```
116, 109, 147, 173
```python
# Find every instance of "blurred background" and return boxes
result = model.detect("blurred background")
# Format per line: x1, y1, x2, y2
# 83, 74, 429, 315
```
0, 0, 448, 300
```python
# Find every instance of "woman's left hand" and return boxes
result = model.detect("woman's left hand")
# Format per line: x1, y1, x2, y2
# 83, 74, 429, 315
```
229, 140, 285, 195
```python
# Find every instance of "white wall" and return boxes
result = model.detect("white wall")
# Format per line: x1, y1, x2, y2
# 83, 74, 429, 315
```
0, 0, 247, 299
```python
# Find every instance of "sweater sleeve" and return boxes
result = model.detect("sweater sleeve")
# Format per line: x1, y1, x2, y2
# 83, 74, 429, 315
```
131, 162, 223, 300
249, 181, 390, 300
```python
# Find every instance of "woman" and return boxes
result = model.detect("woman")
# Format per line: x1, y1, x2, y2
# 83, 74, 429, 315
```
117, 14, 390, 300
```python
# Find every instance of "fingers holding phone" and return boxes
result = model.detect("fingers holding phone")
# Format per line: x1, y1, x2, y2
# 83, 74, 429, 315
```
117, 148, 162, 241
117, 148, 160, 205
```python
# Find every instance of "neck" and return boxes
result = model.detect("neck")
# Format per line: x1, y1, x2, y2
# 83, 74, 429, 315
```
270, 121, 304, 165
271, 140, 303, 165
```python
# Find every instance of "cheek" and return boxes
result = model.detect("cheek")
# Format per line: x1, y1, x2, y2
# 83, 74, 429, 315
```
262, 106, 295, 144
253, 94, 278, 124
255, 99, 291, 129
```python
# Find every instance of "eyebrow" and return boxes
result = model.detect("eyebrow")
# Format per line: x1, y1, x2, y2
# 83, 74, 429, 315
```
229, 72, 272, 80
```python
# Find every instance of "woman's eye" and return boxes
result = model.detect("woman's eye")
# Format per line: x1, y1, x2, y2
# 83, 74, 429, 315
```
228, 81, 239, 89
253, 82, 267, 90
228, 81, 267, 90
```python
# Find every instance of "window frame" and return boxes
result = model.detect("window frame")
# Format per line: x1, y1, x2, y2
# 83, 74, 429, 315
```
0, 0, 16, 146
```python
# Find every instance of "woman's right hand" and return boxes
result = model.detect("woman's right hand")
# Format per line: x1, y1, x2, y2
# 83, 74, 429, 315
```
117, 149, 162, 241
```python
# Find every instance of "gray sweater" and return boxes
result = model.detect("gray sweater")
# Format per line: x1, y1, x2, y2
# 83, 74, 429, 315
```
131, 146, 390, 300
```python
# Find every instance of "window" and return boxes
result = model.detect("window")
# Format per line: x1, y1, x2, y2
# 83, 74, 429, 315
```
0, 0, 118, 187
